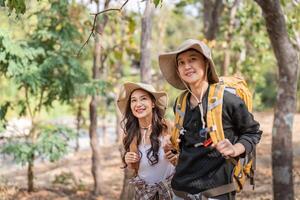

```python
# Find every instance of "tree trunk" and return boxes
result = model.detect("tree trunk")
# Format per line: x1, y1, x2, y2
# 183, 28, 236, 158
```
116, 112, 122, 144
203, 0, 224, 41
140, 0, 153, 83
89, 0, 111, 195
75, 100, 83, 152
102, 114, 107, 145
90, 38, 102, 195
221, 0, 240, 76
254, 1, 299, 199
119, 162, 135, 200
27, 154, 34, 192
89, 95, 102, 195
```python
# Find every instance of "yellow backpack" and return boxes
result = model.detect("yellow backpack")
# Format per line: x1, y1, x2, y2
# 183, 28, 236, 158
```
171, 75, 255, 194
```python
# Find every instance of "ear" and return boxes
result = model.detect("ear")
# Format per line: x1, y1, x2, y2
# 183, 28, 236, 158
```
152, 103, 155, 108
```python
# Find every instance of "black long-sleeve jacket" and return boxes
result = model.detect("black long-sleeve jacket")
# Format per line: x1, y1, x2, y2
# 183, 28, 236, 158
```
171, 88, 262, 199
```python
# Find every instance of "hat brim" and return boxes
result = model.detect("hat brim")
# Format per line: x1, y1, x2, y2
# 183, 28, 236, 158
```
117, 82, 168, 116
159, 43, 219, 90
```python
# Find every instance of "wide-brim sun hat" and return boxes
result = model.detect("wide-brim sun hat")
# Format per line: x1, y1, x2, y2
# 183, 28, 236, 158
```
158, 39, 219, 90
117, 82, 168, 116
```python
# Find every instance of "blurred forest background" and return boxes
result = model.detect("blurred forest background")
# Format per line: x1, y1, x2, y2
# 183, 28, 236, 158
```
0, 0, 299, 200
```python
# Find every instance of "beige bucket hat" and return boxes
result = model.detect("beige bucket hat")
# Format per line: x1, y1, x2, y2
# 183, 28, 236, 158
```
117, 82, 168, 116
158, 39, 219, 90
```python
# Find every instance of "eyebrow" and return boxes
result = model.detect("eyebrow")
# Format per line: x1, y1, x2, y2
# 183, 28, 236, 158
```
131, 94, 148, 99
177, 53, 200, 61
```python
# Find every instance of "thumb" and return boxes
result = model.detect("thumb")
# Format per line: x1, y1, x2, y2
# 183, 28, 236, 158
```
211, 143, 217, 148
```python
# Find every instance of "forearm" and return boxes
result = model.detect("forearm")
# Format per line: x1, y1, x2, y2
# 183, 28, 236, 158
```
232, 142, 246, 157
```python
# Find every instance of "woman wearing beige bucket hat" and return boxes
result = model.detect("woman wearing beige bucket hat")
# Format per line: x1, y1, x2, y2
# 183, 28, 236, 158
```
117, 82, 176, 200
158, 39, 262, 200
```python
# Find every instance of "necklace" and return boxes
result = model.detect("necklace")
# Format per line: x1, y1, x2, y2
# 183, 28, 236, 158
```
141, 124, 152, 146
140, 124, 152, 129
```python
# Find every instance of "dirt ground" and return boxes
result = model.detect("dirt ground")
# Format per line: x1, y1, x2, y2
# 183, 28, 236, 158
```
0, 112, 299, 200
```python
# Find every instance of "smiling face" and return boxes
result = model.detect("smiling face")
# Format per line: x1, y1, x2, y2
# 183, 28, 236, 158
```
130, 89, 155, 120
176, 49, 207, 87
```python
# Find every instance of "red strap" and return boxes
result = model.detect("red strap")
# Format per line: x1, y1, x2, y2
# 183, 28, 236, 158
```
203, 138, 213, 147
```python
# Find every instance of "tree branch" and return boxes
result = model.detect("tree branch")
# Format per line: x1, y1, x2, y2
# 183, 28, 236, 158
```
25, 86, 34, 122
77, 0, 130, 56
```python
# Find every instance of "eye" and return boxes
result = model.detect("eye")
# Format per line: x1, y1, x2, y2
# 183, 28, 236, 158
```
191, 57, 197, 61
177, 61, 184, 66
131, 99, 136, 103
141, 97, 147, 101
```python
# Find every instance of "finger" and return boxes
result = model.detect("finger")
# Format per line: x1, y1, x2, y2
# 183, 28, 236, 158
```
170, 155, 177, 162
223, 149, 235, 157
166, 154, 175, 160
216, 141, 232, 152
165, 152, 173, 159
128, 152, 139, 159
125, 153, 139, 162
217, 140, 229, 149
165, 151, 173, 157
126, 157, 139, 163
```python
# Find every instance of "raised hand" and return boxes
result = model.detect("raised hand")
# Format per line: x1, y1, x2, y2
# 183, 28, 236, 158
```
212, 139, 245, 158
162, 135, 178, 165
125, 151, 140, 164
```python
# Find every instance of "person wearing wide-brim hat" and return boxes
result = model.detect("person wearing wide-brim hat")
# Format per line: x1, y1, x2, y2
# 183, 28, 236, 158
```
117, 82, 176, 200
158, 39, 262, 200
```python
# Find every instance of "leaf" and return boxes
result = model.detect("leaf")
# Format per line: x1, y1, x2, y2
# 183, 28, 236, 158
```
128, 17, 136, 34
0, 52, 6, 62
153, 0, 162, 7
0, 102, 11, 120
6, 0, 26, 14
0, 0, 5, 7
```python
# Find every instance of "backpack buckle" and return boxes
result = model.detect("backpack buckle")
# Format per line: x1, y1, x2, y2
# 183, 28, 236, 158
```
210, 97, 218, 103
207, 125, 216, 132
179, 128, 186, 135
199, 128, 208, 139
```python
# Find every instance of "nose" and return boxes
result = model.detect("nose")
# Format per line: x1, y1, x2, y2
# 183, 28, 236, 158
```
136, 100, 143, 107
183, 62, 192, 70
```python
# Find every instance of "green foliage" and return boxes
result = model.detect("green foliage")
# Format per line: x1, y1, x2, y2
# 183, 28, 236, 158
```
1, 140, 34, 165
52, 171, 86, 190
1, 125, 75, 165
75, 80, 110, 97
0, 101, 11, 122
211, 1, 276, 109
174, 0, 199, 16
0, 0, 90, 121
0, 30, 44, 78
153, 0, 163, 7
26, 0, 89, 106
53, 171, 75, 185
0, 0, 26, 14
36, 125, 76, 161
0, 0, 90, 191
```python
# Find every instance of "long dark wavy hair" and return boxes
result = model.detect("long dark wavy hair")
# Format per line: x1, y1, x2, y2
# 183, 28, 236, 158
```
121, 89, 167, 168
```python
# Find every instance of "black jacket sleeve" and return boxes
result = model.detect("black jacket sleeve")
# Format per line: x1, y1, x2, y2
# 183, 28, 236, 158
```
222, 91, 262, 155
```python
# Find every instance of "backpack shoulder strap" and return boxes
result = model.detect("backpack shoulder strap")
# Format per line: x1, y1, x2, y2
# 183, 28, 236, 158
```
207, 83, 226, 144
171, 90, 189, 151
